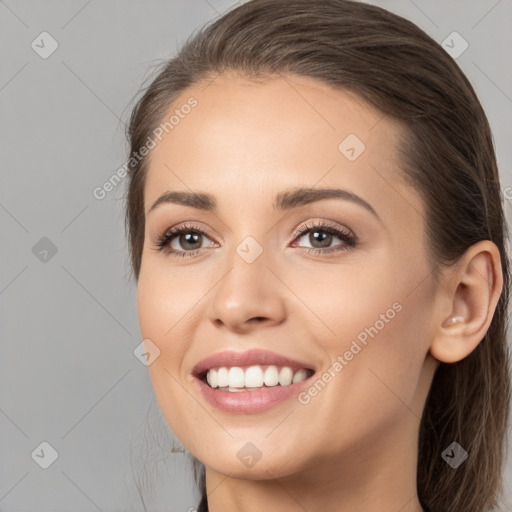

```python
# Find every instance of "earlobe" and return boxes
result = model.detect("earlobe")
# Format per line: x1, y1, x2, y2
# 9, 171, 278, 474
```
430, 240, 503, 364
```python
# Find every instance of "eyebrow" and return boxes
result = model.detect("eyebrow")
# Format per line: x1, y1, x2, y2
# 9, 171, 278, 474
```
147, 187, 380, 221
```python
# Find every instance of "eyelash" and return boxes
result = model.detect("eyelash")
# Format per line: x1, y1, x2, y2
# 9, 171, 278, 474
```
153, 221, 356, 259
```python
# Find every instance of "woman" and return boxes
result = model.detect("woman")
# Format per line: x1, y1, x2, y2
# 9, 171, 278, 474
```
124, 1, 510, 511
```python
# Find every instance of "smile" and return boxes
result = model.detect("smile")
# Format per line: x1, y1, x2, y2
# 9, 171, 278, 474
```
191, 349, 317, 413
205, 364, 313, 391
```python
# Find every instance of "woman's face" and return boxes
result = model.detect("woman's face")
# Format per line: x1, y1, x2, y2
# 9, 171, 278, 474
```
137, 73, 440, 480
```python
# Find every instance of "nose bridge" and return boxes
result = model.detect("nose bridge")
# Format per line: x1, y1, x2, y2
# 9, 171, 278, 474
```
207, 233, 286, 330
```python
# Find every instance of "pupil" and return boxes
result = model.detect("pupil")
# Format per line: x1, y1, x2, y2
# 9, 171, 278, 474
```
311, 230, 331, 248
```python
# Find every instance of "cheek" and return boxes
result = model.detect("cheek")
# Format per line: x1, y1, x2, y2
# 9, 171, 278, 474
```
284, 258, 407, 351
136, 263, 193, 396
290, 257, 431, 413
137, 257, 207, 341
332, 290, 432, 432
136, 266, 201, 436
136, 259, 217, 403
303, 308, 428, 461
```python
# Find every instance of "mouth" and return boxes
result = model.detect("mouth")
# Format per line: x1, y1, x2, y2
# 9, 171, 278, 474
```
191, 349, 317, 413
197, 364, 316, 392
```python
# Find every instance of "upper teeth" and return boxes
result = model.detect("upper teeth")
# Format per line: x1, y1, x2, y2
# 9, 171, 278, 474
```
206, 365, 310, 389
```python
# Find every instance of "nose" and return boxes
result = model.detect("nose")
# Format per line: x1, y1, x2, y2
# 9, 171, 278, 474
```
206, 249, 287, 334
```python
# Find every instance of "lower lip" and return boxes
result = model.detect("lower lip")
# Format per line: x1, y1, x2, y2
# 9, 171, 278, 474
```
193, 374, 315, 413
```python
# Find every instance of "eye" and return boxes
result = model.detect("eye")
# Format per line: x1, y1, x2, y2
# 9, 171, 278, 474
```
153, 222, 217, 258
153, 220, 356, 259
290, 220, 356, 254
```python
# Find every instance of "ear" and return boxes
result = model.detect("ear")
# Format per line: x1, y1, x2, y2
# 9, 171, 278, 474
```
430, 240, 503, 363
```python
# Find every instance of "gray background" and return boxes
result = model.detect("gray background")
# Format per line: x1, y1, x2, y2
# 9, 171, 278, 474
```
1, 1, 511, 511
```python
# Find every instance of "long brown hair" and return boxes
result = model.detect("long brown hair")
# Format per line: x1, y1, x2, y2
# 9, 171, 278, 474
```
124, 1, 511, 511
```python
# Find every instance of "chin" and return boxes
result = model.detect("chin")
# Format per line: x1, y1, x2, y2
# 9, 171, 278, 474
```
199, 446, 306, 481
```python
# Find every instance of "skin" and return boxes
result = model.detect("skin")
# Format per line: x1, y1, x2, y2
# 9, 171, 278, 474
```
136, 73, 503, 512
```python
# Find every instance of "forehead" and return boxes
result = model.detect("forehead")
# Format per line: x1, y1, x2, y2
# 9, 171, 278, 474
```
143, 73, 423, 222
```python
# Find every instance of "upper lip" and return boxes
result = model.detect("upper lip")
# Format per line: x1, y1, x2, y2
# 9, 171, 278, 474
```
191, 349, 316, 377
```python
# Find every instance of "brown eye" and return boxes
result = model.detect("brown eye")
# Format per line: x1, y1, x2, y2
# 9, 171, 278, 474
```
292, 221, 356, 254
302, 229, 334, 249
155, 223, 217, 258
174, 232, 204, 251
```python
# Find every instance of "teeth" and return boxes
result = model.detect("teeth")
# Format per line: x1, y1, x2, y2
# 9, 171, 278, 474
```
278, 367, 293, 386
217, 367, 229, 387
245, 365, 264, 387
228, 367, 245, 388
292, 368, 309, 384
205, 365, 311, 390
206, 368, 217, 388
264, 365, 279, 386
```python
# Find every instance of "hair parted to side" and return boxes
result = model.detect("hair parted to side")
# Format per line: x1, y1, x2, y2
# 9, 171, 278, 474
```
124, 1, 511, 511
